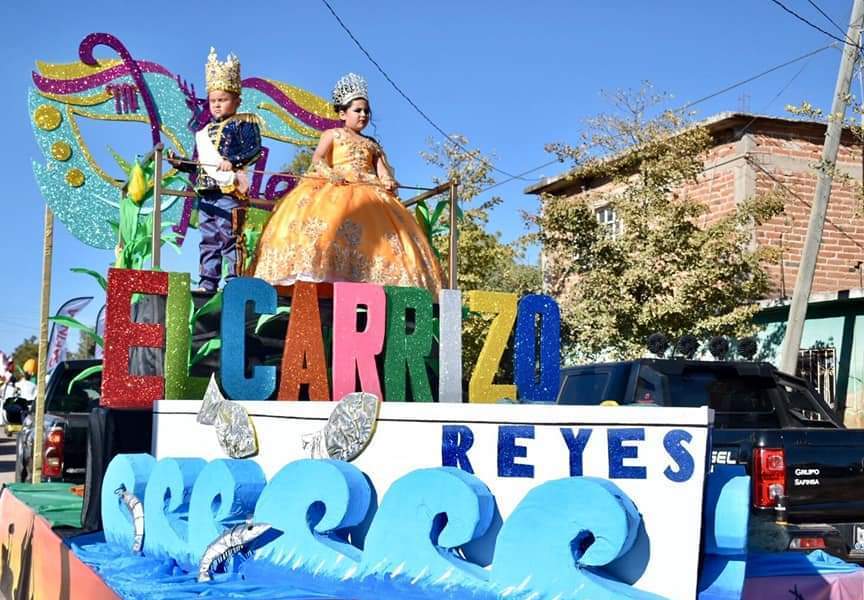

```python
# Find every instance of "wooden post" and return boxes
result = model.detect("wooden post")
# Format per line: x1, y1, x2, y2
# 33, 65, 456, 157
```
402, 181, 452, 208
31, 206, 54, 483
151, 143, 164, 269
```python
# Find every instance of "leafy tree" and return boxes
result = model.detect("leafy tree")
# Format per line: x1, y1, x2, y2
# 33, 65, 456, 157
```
420, 135, 540, 294
68, 333, 97, 360
281, 148, 313, 176
11, 336, 38, 368
535, 83, 784, 360
421, 135, 541, 377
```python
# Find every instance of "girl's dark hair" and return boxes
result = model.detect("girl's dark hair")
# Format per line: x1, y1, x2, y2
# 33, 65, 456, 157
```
334, 98, 379, 139
334, 97, 371, 115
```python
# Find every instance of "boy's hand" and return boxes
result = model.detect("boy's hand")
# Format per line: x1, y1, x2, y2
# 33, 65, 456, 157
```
218, 159, 233, 172
235, 171, 250, 195
165, 150, 184, 168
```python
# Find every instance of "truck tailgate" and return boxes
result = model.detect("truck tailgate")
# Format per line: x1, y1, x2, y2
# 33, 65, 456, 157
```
785, 429, 864, 523
61, 412, 90, 479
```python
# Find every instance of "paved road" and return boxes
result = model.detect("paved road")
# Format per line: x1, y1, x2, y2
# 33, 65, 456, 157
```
0, 433, 17, 485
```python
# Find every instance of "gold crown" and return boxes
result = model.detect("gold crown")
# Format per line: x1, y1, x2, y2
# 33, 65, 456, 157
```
205, 47, 241, 94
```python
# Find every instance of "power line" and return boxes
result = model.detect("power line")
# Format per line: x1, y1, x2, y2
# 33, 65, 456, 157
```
680, 43, 836, 110
522, 49, 860, 249
701, 55, 861, 250
749, 159, 864, 253
579, 45, 830, 158
508, 44, 833, 197
0, 318, 38, 333
769, 0, 862, 49
318, 0, 837, 198
318, 0, 534, 182
806, 0, 848, 37
736, 48, 817, 136
478, 159, 563, 195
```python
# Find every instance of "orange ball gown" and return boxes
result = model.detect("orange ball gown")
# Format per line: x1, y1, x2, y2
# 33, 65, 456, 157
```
250, 128, 444, 295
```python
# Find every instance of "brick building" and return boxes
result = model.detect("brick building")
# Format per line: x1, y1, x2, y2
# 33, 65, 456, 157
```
525, 112, 864, 298
525, 112, 864, 425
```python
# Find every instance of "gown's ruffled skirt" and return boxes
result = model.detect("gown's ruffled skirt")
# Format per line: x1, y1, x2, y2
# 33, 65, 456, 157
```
250, 178, 444, 295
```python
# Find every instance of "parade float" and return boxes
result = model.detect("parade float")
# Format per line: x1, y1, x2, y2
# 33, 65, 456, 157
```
3, 31, 864, 600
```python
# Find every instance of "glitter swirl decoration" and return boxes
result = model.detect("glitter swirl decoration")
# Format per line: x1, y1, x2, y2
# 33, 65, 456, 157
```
78, 33, 164, 146
30, 32, 341, 249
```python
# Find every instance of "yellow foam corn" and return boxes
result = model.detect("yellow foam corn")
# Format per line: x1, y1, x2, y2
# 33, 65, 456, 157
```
128, 162, 147, 205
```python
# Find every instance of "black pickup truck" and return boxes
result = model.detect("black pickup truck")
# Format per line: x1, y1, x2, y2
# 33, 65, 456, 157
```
556, 358, 864, 562
15, 359, 101, 484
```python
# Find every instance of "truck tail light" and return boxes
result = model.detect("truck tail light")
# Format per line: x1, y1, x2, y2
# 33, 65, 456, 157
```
789, 537, 826, 550
753, 448, 786, 508
42, 427, 64, 480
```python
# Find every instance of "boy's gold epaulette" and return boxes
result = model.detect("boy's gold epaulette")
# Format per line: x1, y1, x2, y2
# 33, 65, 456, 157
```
230, 113, 264, 127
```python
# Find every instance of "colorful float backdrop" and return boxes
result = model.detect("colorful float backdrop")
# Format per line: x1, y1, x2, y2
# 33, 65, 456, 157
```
29, 32, 340, 249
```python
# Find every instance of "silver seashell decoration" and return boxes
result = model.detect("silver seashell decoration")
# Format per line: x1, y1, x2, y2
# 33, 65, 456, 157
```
302, 392, 380, 462
197, 374, 258, 459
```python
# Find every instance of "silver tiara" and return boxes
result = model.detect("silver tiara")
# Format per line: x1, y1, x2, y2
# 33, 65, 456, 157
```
332, 73, 368, 107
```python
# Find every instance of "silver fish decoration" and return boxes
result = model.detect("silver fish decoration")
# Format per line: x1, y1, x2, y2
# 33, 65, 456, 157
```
302, 392, 380, 461
197, 374, 259, 458
197, 520, 275, 583
114, 484, 144, 554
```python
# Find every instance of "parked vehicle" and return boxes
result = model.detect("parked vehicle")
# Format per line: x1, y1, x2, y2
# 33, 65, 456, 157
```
16, 359, 101, 483
556, 358, 864, 562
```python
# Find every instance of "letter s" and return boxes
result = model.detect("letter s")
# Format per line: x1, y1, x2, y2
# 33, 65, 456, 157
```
663, 429, 694, 483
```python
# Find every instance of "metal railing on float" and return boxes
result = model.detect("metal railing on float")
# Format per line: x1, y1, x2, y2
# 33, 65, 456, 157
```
125, 143, 460, 288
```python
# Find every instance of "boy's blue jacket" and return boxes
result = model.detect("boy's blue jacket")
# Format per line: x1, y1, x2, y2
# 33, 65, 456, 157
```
178, 113, 262, 191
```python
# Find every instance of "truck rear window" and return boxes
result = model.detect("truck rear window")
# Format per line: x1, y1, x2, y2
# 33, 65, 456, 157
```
640, 366, 780, 428
559, 371, 611, 405
557, 364, 632, 405
48, 368, 101, 413
781, 382, 835, 427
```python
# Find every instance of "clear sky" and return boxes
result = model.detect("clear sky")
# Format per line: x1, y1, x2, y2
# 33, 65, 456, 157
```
0, 0, 856, 355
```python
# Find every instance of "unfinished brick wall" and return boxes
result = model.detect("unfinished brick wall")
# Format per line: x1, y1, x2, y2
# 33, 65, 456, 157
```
747, 131, 864, 297
543, 119, 864, 299
687, 145, 738, 228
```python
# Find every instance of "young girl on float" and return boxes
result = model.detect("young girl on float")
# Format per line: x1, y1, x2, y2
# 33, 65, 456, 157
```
250, 73, 444, 295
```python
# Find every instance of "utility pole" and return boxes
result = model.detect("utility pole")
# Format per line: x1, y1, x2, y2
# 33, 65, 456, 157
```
779, 0, 864, 374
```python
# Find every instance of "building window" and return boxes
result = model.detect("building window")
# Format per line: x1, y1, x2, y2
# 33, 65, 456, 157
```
595, 205, 621, 238
797, 345, 837, 411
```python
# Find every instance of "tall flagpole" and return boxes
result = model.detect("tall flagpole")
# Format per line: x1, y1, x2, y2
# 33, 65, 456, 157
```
32, 206, 53, 483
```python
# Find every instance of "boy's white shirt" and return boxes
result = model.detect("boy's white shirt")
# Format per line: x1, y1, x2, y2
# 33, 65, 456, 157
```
195, 127, 236, 191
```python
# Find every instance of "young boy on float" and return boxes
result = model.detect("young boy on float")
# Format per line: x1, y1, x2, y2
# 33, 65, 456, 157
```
169, 48, 262, 293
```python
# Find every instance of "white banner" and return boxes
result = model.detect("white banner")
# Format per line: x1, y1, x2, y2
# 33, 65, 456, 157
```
94, 304, 106, 359
154, 401, 711, 600
46, 296, 93, 372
